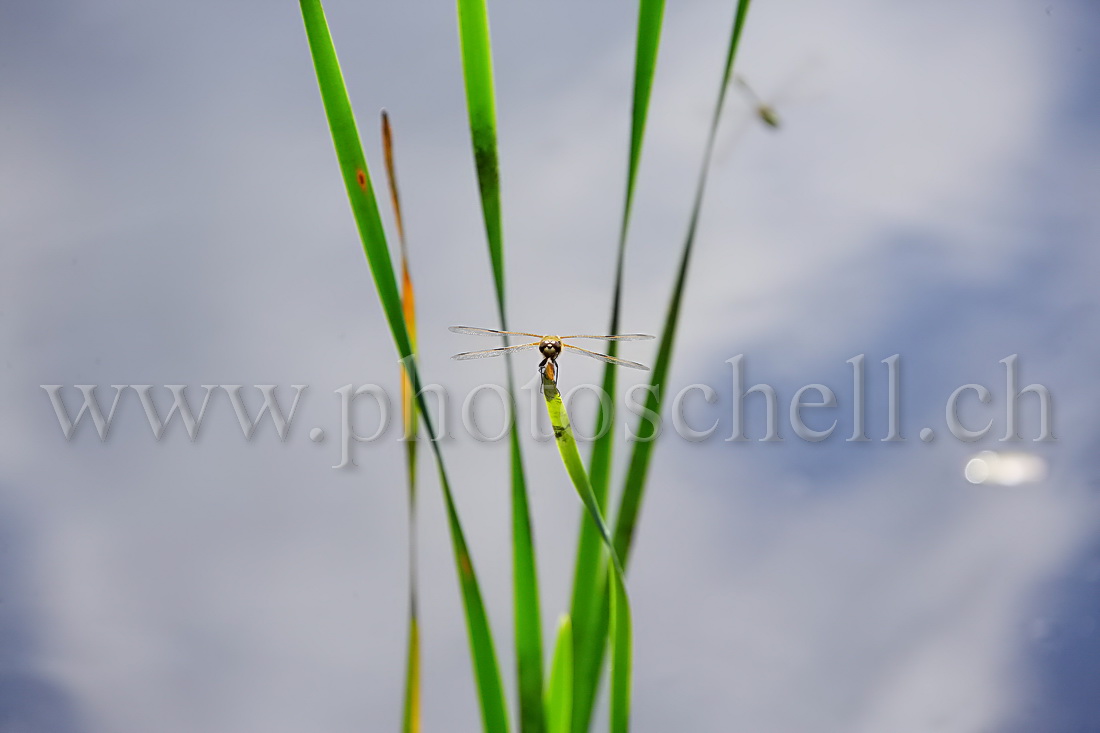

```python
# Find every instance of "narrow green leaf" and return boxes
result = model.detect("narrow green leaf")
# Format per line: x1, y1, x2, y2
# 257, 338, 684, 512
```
544, 379, 621, 573
299, 0, 406, 356
298, 5, 509, 732
509, 426, 544, 733
546, 616, 573, 733
402, 616, 421, 733
456, 2, 544, 732
542, 377, 633, 733
573, 3, 755, 730
608, 569, 631, 733
616, 0, 753, 564
571, 2, 665, 730
586, 0, 667, 495
456, 0, 505, 303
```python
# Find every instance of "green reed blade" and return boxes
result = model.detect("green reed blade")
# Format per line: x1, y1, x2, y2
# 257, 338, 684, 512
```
299, 4, 509, 731
546, 616, 573, 733
456, 1, 544, 731
570, 2, 665, 730
616, 0, 752, 564
571, 3, 755, 730
542, 376, 633, 733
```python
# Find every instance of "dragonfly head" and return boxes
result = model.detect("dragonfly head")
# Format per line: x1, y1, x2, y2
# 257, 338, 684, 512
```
539, 336, 562, 359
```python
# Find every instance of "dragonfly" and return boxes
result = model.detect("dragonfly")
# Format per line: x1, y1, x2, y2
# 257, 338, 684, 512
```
734, 75, 781, 129
715, 72, 789, 163
449, 326, 654, 383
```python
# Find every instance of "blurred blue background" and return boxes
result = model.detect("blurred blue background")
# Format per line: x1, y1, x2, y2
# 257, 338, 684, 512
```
2, 0, 1098, 730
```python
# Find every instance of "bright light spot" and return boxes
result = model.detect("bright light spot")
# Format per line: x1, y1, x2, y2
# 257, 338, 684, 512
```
965, 454, 992, 484
964, 450, 1047, 485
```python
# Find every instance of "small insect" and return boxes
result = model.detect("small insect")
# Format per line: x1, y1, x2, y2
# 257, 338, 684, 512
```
449, 326, 654, 383
734, 75, 781, 129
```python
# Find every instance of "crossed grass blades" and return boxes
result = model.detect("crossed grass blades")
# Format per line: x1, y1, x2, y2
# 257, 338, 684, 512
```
299, 0, 755, 730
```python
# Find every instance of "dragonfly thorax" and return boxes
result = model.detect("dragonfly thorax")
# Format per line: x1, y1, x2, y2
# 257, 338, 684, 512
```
539, 337, 562, 359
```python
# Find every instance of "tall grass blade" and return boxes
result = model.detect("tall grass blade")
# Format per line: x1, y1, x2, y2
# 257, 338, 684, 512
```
607, 569, 631, 733
456, 2, 544, 731
616, 0, 753, 563
402, 617, 421, 733
299, 4, 509, 731
570, 2, 665, 729
382, 110, 422, 733
542, 377, 633, 733
506, 427, 543, 733
456, 0, 504, 301
545, 616, 573, 733
571, 3, 755, 730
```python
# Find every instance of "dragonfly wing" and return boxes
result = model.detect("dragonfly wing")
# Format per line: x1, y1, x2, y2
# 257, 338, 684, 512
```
563, 343, 649, 370
452, 342, 540, 360
733, 74, 764, 104
559, 333, 655, 341
449, 325, 543, 339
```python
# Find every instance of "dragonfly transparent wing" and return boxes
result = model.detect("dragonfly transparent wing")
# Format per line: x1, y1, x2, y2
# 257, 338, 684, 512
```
558, 333, 655, 341
449, 325, 543, 339
452, 342, 540, 360
562, 343, 649, 370
734, 74, 765, 106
